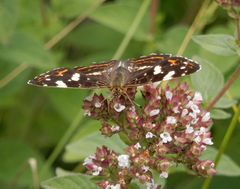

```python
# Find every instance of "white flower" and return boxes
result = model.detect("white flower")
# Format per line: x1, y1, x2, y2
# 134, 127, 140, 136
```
94, 102, 101, 108
202, 112, 211, 122
187, 101, 200, 114
194, 136, 201, 143
173, 106, 180, 113
146, 179, 158, 189
181, 109, 188, 117
92, 165, 102, 176
191, 104, 200, 114
191, 117, 199, 125
203, 138, 213, 145
193, 92, 203, 102
146, 132, 156, 139
111, 125, 120, 132
160, 132, 172, 143
165, 91, 173, 100
149, 109, 160, 116
185, 125, 194, 134
83, 155, 95, 165
134, 142, 141, 149
117, 154, 130, 168
160, 171, 168, 178
166, 116, 177, 124
84, 110, 91, 116
114, 103, 126, 112
189, 112, 197, 119
142, 165, 150, 173
200, 127, 207, 134
106, 184, 121, 189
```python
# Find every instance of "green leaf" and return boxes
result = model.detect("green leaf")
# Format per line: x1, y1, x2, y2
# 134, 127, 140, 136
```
64, 132, 126, 162
0, 0, 18, 43
191, 56, 224, 101
46, 89, 89, 122
0, 33, 55, 68
52, 0, 100, 18
157, 26, 198, 56
201, 147, 240, 176
90, 0, 149, 41
210, 109, 231, 120
192, 34, 237, 56
0, 60, 30, 107
42, 174, 98, 189
0, 139, 52, 187
215, 97, 237, 109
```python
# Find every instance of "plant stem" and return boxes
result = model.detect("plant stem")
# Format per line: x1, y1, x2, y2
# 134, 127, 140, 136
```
206, 64, 240, 111
44, 0, 105, 50
177, 0, 212, 55
201, 104, 240, 189
0, 0, 105, 89
28, 158, 39, 189
149, 0, 159, 35
112, 0, 151, 60
39, 110, 84, 177
0, 64, 28, 88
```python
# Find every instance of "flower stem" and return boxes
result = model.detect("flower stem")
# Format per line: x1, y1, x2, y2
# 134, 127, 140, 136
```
149, 0, 159, 35
201, 104, 240, 189
177, 0, 212, 55
112, 0, 151, 60
39, 110, 84, 177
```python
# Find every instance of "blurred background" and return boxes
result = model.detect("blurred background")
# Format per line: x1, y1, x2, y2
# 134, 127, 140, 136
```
0, 0, 240, 188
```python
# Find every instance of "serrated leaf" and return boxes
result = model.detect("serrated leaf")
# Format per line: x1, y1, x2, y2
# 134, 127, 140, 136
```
192, 34, 237, 56
201, 147, 240, 176
90, 1, 149, 41
41, 174, 98, 189
210, 109, 231, 120
64, 132, 126, 162
191, 56, 224, 101
0, 33, 55, 68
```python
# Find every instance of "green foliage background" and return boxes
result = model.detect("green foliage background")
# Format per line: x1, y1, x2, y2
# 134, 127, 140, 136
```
0, 0, 240, 188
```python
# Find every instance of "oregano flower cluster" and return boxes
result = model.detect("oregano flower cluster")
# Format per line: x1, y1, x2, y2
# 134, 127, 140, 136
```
82, 83, 216, 189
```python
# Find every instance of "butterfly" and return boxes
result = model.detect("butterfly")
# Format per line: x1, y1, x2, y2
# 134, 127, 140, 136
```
28, 54, 200, 93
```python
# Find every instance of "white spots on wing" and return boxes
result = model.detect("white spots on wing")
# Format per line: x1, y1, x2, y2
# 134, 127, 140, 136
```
87, 78, 90, 81
86, 71, 102, 76
43, 84, 48, 86
181, 73, 186, 76
138, 65, 152, 70
183, 61, 189, 65
144, 73, 147, 76
153, 65, 162, 75
180, 66, 186, 70
45, 78, 51, 81
71, 73, 80, 81
55, 80, 67, 88
163, 71, 175, 81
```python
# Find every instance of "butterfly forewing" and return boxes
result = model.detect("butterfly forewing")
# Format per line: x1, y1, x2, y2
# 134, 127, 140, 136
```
28, 54, 200, 90
125, 55, 200, 87
28, 61, 117, 89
